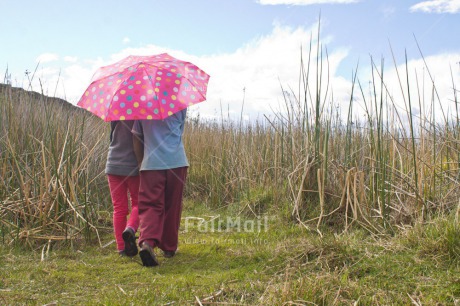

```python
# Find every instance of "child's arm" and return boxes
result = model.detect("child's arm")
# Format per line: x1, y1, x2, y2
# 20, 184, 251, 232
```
131, 121, 144, 167
133, 134, 144, 167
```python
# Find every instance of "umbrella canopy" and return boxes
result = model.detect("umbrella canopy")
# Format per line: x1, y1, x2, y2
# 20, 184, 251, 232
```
77, 53, 210, 121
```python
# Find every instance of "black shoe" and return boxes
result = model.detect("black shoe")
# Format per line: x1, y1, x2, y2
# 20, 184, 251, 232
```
122, 228, 138, 257
119, 250, 127, 257
163, 250, 176, 258
139, 243, 159, 267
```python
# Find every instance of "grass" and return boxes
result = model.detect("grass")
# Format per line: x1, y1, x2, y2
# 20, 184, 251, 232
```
0, 83, 108, 245
2, 44, 460, 242
1, 31, 460, 304
1, 201, 459, 305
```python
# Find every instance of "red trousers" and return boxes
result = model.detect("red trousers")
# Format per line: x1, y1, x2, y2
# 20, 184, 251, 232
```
138, 167, 187, 252
107, 174, 140, 251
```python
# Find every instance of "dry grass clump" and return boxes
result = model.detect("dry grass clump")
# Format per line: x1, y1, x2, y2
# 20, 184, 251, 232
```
1, 33, 459, 246
0, 84, 108, 246
183, 50, 459, 238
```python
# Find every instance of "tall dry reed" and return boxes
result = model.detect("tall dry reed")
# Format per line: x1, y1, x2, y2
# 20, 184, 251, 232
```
1, 38, 459, 247
0, 84, 108, 247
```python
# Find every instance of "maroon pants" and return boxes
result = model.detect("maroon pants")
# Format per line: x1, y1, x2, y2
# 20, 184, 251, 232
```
138, 167, 187, 252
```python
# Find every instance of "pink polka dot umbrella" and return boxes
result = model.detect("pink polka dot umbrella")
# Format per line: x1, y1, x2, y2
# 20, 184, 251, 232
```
77, 53, 210, 121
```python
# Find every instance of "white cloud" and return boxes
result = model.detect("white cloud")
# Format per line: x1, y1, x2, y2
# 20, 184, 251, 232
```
36, 24, 351, 120
410, 0, 460, 13
22, 24, 460, 125
180, 24, 350, 119
63, 56, 78, 63
381, 5, 396, 18
122, 37, 131, 44
36, 53, 59, 63
350, 52, 460, 128
258, 0, 359, 5
388, 53, 460, 121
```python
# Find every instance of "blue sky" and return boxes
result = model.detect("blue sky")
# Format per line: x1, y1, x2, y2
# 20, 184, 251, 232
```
1, 0, 459, 120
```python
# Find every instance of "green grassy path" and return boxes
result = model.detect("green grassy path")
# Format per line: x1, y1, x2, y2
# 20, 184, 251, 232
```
1, 205, 459, 305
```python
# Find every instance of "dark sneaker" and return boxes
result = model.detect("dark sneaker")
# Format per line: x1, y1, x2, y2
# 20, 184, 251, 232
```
163, 250, 176, 258
122, 228, 138, 257
139, 243, 159, 267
